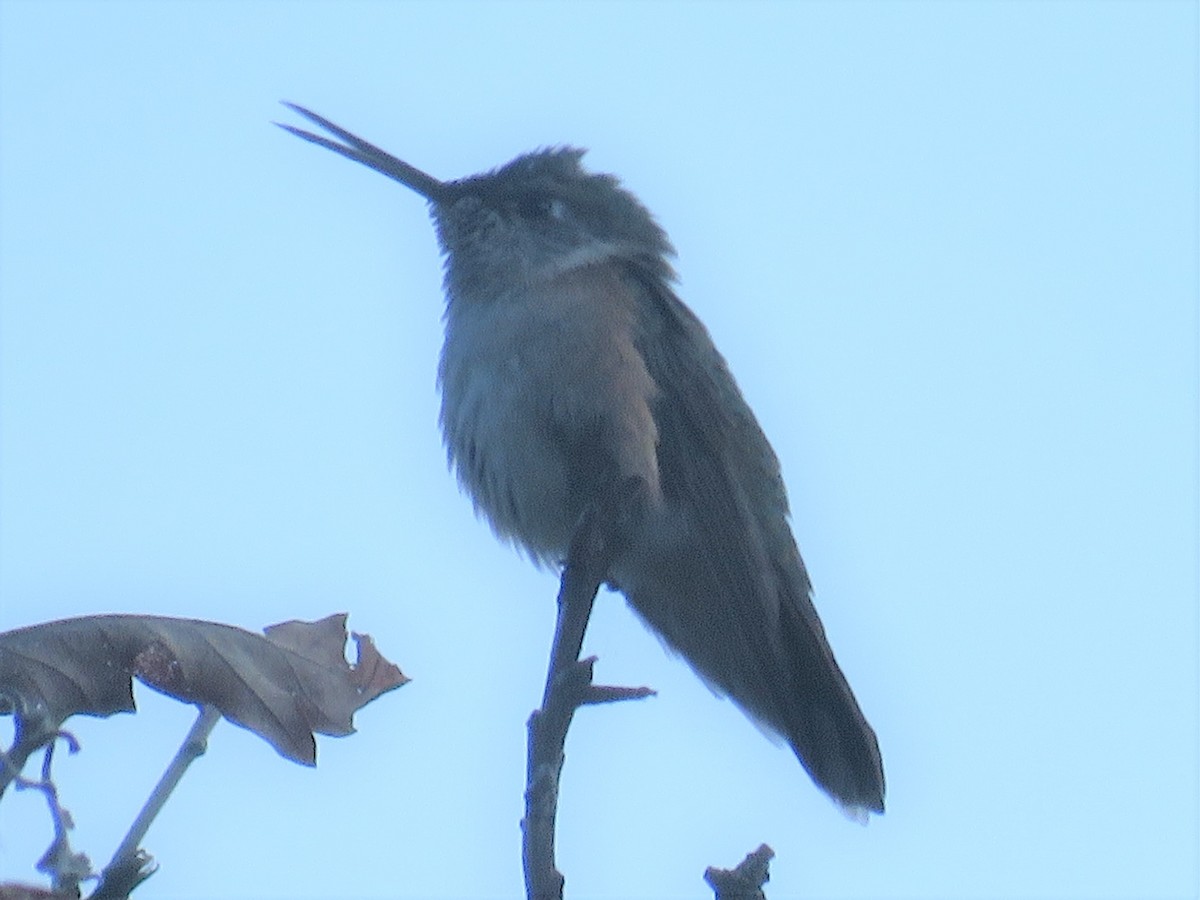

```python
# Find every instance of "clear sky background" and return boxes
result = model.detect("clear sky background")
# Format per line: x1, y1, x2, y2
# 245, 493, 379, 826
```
1, 2, 1196, 898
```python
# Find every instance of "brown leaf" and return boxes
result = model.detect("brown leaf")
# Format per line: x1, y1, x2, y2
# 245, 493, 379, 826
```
0, 613, 408, 787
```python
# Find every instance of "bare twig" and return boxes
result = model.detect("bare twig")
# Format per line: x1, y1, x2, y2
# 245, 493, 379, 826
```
0, 733, 92, 895
704, 844, 775, 900
521, 477, 655, 900
0, 693, 63, 799
88, 849, 155, 900
91, 704, 221, 899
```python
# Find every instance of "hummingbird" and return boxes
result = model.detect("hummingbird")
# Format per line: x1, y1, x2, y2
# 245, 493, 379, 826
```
279, 103, 885, 818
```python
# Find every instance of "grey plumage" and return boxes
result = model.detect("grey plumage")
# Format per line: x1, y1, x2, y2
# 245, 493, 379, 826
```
280, 105, 885, 816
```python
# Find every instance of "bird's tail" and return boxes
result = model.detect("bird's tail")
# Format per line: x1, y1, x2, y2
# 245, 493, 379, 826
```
618, 537, 884, 817
773, 575, 885, 816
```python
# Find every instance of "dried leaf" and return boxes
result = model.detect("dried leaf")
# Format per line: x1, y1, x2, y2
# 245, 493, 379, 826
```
0, 613, 407, 785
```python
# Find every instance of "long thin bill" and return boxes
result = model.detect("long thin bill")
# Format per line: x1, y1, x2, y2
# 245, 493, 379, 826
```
277, 102, 448, 201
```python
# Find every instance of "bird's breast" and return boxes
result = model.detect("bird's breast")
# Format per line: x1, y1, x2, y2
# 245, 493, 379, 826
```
437, 262, 663, 563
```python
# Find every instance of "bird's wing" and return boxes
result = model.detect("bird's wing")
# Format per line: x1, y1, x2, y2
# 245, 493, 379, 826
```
624, 267, 885, 813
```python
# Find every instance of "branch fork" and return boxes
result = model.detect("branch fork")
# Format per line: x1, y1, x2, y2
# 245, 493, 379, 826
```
521, 478, 655, 900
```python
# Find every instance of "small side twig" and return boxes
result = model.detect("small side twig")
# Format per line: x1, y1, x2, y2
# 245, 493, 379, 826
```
0, 693, 62, 799
521, 477, 655, 900
704, 843, 775, 900
1, 732, 92, 895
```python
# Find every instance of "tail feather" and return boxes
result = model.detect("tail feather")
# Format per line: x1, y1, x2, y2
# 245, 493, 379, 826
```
617, 534, 885, 815
775, 578, 884, 814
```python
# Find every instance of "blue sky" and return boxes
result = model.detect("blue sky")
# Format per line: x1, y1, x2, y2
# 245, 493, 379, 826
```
1, 2, 1196, 898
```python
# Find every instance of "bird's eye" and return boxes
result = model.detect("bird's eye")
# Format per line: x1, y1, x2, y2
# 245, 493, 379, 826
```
519, 196, 567, 221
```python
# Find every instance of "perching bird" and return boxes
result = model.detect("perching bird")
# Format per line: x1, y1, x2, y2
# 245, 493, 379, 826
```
280, 104, 885, 817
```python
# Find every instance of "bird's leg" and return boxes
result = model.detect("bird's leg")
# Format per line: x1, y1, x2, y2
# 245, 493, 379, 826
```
547, 473, 658, 705
543, 474, 642, 700
522, 475, 655, 900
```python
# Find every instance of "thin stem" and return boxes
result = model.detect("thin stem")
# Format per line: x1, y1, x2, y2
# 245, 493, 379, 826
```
96, 704, 221, 890
521, 476, 654, 900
